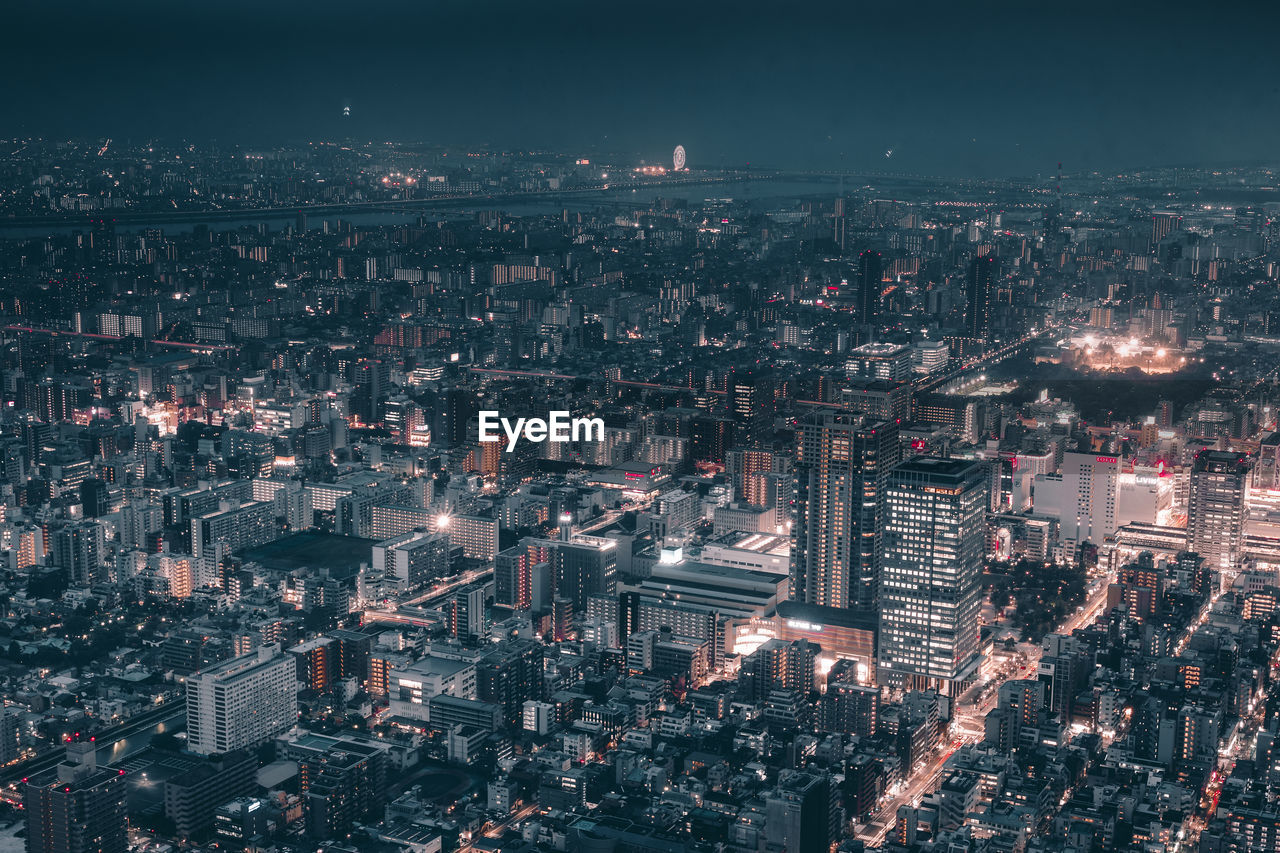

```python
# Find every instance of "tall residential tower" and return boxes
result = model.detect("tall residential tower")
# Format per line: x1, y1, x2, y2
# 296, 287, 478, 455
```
792, 410, 900, 612
186, 646, 298, 755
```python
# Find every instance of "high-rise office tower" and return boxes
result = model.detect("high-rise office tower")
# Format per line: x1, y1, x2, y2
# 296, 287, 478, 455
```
856, 250, 882, 326
78, 478, 108, 518
351, 358, 389, 424
0, 712, 18, 766
186, 646, 298, 755
478, 639, 546, 727
966, 256, 996, 342
328, 628, 375, 687
90, 218, 115, 266
163, 751, 257, 839
555, 535, 617, 615
846, 342, 913, 382
1187, 450, 1251, 570
833, 201, 847, 252
792, 410, 900, 611
1030, 450, 1125, 556
878, 456, 986, 696
24, 743, 127, 853
371, 530, 450, 592
689, 416, 736, 465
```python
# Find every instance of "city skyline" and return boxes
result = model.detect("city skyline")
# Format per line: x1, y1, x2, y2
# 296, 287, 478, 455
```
2, 129, 1278, 853
6, 6, 1280, 853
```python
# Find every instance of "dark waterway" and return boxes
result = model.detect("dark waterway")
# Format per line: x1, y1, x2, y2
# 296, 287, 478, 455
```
0, 178, 844, 238
96, 710, 184, 765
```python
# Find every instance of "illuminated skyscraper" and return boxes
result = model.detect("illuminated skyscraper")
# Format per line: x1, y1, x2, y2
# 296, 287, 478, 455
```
966, 256, 996, 343
1187, 450, 1251, 570
1052, 451, 1121, 552
856, 250, 882, 325
792, 410, 900, 611
49, 521, 105, 586
729, 369, 775, 443
878, 456, 986, 696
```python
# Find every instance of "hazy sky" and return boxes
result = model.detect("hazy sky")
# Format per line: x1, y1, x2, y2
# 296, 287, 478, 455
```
8, 0, 1280, 177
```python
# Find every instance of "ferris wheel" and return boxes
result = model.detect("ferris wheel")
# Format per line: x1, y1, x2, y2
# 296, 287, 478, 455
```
673, 144, 686, 171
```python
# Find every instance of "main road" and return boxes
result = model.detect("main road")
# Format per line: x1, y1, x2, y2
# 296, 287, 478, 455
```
855, 567, 1114, 847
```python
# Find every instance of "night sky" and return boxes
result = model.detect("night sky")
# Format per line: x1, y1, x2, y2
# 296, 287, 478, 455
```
8, 0, 1280, 177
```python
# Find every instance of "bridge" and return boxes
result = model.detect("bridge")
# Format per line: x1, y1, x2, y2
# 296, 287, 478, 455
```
912, 326, 1059, 395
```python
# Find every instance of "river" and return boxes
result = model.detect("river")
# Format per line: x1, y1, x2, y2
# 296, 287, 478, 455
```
0, 177, 844, 238
97, 710, 186, 766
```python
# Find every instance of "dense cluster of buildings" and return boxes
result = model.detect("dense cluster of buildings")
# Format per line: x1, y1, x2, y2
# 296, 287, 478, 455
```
4, 142, 1280, 853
